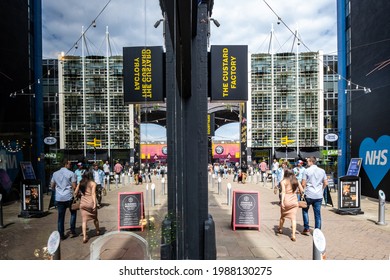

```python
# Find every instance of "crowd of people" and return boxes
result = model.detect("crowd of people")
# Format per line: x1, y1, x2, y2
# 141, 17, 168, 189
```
209, 157, 328, 242
50, 159, 108, 242
50, 157, 327, 244
49, 159, 168, 243
274, 156, 328, 242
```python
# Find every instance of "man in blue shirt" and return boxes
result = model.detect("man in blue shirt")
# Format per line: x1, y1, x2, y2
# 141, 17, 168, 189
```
74, 162, 85, 184
50, 159, 77, 240
92, 163, 105, 208
301, 156, 328, 235
293, 160, 305, 183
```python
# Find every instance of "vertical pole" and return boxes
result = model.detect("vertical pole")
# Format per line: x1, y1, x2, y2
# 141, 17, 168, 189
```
106, 26, 111, 159
227, 183, 232, 206
161, 177, 165, 195
106, 173, 110, 191
377, 190, 387, 225
295, 27, 300, 155
145, 184, 149, 228
82, 26, 87, 158
218, 177, 221, 195
337, 0, 348, 177
271, 25, 275, 159
33, 0, 45, 192
164, 2, 213, 259
151, 184, 156, 207
0, 194, 4, 228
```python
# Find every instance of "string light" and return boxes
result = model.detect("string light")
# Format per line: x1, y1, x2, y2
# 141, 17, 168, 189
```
262, 0, 371, 94
6, 0, 112, 99
0, 140, 26, 153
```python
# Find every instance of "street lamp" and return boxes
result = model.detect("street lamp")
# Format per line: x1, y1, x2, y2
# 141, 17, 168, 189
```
209, 18, 220, 27
154, 19, 164, 28
154, 15, 166, 52
207, 18, 220, 50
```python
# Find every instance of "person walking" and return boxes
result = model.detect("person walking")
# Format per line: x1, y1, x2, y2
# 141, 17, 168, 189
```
50, 159, 77, 240
146, 163, 152, 183
133, 162, 140, 185
113, 161, 123, 184
275, 161, 288, 196
301, 156, 328, 235
278, 169, 304, 241
293, 160, 305, 183
103, 160, 110, 190
259, 159, 268, 182
271, 159, 279, 188
92, 163, 105, 208
74, 171, 100, 243
293, 160, 306, 200
233, 162, 239, 182
240, 161, 248, 183
74, 162, 85, 185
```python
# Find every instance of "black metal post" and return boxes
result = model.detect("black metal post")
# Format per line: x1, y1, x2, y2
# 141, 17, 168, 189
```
162, 1, 215, 259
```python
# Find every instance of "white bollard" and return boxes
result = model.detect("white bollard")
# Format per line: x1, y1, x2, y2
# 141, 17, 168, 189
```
151, 183, 156, 207
227, 183, 232, 206
377, 190, 387, 225
161, 178, 166, 195
212, 174, 216, 189
47, 231, 61, 260
115, 174, 119, 188
218, 177, 222, 195
145, 184, 149, 208
313, 228, 326, 260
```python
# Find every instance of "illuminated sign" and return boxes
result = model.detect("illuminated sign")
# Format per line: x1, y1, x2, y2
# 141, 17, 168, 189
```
210, 45, 248, 102
123, 46, 164, 103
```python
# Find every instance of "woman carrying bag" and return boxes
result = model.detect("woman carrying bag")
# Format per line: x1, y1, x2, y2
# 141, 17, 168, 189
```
277, 169, 304, 242
74, 171, 100, 243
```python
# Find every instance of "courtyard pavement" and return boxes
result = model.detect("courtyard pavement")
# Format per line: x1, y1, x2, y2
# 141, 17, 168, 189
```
1, 173, 389, 260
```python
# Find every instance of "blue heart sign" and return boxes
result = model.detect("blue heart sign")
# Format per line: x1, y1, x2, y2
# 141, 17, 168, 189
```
359, 135, 390, 190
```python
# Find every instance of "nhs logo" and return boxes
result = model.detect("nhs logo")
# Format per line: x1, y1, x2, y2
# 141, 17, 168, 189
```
359, 135, 390, 189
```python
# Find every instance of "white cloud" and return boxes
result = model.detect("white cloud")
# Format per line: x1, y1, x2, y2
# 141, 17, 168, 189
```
214, 123, 240, 141
42, 0, 337, 141
141, 123, 166, 142
43, 0, 162, 58
43, 0, 337, 58
210, 0, 337, 54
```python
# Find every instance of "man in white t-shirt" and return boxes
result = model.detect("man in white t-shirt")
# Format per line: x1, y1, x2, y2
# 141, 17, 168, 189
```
103, 160, 110, 189
301, 156, 328, 235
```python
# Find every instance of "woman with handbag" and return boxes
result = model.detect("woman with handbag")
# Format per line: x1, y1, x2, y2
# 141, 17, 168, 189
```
277, 169, 304, 241
74, 171, 100, 243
